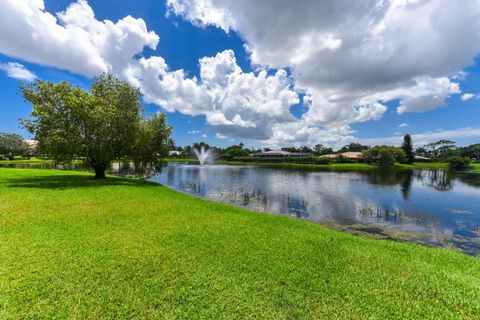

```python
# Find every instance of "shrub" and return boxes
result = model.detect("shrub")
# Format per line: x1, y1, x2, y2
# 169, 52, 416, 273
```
447, 156, 470, 171
221, 148, 250, 160
362, 146, 407, 166
231, 156, 256, 162
378, 149, 396, 166
335, 154, 354, 163
285, 156, 316, 164
315, 157, 332, 165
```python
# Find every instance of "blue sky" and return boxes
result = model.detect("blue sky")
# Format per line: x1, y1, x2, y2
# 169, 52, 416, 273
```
1, 0, 480, 149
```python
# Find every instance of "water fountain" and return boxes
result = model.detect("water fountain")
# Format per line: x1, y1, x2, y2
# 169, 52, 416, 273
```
193, 146, 212, 166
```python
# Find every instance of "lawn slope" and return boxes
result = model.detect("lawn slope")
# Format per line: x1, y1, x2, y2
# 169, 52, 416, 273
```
0, 168, 479, 319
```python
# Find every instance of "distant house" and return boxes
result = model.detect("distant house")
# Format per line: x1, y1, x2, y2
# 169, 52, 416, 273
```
255, 150, 313, 158
321, 152, 363, 162
414, 155, 431, 162
168, 150, 181, 156
24, 140, 37, 148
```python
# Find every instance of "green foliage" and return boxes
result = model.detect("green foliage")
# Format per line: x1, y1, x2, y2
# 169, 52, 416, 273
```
223, 148, 250, 160
338, 142, 369, 153
362, 146, 406, 166
313, 144, 334, 156
447, 156, 470, 171
280, 146, 314, 154
20, 74, 171, 178
0, 133, 29, 158
280, 146, 299, 152
378, 149, 396, 166
459, 143, 480, 160
423, 140, 458, 162
229, 156, 332, 165
315, 157, 332, 164
131, 113, 172, 165
192, 142, 210, 151
221, 143, 250, 160
401, 134, 414, 164
1, 168, 479, 318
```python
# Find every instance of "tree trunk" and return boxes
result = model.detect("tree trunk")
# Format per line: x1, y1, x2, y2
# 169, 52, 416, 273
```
93, 164, 106, 179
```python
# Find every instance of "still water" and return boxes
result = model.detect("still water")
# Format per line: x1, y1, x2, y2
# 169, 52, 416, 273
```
150, 163, 480, 255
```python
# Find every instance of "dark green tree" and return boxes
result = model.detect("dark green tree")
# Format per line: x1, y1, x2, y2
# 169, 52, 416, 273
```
192, 142, 210, 151
281, 146, 300, 152
447, 156, 470, 171
313, 144, 334, 156
459, 144, 480, 160
339, 143, 369, 153
20, 74, 172, 179
0, 133, 29, 158
401, 134, 414, 164
221, 143, 250, 160
362, 146, 406, 166
300, 146, 313, 153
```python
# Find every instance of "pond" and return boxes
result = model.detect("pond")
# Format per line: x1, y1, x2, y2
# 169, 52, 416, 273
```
2, 161, 479, 255
149, 162, 480, 255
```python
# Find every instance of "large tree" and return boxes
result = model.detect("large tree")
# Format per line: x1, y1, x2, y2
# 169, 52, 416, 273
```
401, 134, 414, 164
0, 133, 29, 158
423, 140, 457, 161
20, 74, 172, 179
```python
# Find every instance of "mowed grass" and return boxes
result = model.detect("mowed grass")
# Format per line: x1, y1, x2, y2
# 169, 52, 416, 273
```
472, 162, 480, 172
0, 169, 479, 319
0, 157, 55, 164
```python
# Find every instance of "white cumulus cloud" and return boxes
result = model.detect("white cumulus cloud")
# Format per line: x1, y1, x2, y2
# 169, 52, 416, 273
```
0, 0, 159, 77
461, 93, 478, 101
168, 0, 480, 143
0, 62, 37, 81
129, 49, 299, 140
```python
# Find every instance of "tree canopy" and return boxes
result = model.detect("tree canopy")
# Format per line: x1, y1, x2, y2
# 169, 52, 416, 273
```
423, 140, 457, 161
362, 146, 406, 166
20, 74, 172, 178
0, 133, 29, 158
338, 143, 369, 153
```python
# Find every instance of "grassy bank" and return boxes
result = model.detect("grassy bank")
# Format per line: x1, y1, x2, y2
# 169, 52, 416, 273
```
0, 156, 55, 164
0, 157, 85, 165
472, 162, 480, 172
165, 158, 470, 171
6, 157, 480, 172
0, 168, 479, 319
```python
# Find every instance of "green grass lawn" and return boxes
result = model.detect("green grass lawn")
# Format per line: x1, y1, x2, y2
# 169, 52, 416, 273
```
0, 156, 55, 164
472, 163, 480, 172
0, 156, 87, 165
394, 162, 449, 169
0, 168, 479, 319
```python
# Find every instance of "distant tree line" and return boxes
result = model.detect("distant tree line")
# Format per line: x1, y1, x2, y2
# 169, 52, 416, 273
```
168, 134, 477, 170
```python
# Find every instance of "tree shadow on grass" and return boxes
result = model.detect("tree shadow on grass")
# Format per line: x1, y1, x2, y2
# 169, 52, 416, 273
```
6, 174, 158, 190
